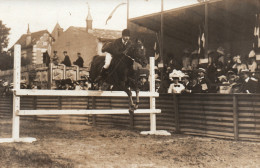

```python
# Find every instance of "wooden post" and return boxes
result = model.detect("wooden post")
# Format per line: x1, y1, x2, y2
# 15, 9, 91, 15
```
58, 97, 62, 110
233, 95, 239, 141
174, 94, 180, 133
33, 96, 37, 121
150, 57, 156, 132
92, 97, 96, 126
12, 45, 21, 140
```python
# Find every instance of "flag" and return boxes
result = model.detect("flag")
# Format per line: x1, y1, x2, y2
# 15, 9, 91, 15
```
198, 24, 205, 58
105, 3, 127, 25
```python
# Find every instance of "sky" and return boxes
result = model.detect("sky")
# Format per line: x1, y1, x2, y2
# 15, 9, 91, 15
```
0, 0, 198, 49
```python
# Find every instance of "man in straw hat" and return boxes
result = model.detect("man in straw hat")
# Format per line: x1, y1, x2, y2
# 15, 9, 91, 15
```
239, 69, 258, 93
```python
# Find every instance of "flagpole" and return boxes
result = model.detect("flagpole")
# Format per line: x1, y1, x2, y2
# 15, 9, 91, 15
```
127, 0, 129, 28
204, 1, 208, 58
160, 0, 164, 66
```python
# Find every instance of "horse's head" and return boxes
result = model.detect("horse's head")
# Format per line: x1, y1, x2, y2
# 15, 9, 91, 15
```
129, 38, 148, 68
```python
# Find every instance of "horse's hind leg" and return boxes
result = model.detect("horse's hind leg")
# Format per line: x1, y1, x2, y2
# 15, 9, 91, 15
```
135, 89, 140, 110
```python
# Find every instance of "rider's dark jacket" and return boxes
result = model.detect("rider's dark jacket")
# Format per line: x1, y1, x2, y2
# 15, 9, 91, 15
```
102, 38, 131, 57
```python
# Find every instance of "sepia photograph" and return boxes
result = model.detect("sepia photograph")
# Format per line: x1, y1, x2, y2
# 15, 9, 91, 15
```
0, 0, 260, 167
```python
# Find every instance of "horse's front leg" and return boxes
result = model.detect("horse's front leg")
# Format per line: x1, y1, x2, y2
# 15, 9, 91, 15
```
120, 83, 135, 113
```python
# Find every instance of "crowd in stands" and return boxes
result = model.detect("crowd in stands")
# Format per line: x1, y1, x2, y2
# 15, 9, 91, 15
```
156, 47, 260, 94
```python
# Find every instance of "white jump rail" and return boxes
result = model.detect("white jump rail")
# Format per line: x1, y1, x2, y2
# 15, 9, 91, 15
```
0, 45, 170, 143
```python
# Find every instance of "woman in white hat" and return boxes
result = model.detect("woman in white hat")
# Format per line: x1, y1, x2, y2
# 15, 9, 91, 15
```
247, 50, 257, 73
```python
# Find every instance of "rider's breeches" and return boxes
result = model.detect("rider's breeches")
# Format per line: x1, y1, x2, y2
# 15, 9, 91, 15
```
103, 52, 112, 69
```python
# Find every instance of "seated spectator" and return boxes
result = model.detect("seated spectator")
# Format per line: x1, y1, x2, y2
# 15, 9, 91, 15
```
232, 55, 247, 74
155, 78, 161, 92
73, 52, 84, 67
138, 74, 149, 91
168, 73, 185, 94
239, 69, 258, 93
62, 51, 71, 67
247, 50, 257, 73
181, 74, 192, 93
190, 78, 202, 93
52, 51, 59, 66
157, 74, 171, 94
197, 68, 211, 93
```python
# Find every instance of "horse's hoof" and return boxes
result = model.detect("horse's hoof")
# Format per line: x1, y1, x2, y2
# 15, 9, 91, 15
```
134, 104, 138, 110
129, 109, 134, 115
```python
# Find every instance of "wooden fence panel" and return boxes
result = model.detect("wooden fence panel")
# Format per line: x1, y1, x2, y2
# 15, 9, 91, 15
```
178, 94, 234, 139
237, 95, 260, 141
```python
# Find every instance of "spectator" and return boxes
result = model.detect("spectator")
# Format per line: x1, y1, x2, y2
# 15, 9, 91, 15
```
52, 51, 59, 66
62, 51, 71, 67
155, 78, 161, 92
232, 55, 247, 74
43, 51, 50, 67
168, 74, 185, 94
73, 52, 84, 67
191, 50, 199, 70
181, 49, 192, 71
157, 74, 171, 94
247, 50, 257, 73
181, 74, 192, 93
239, 69, 258, 93
197, 68, 211, 93
139, 74, 149, 91
216, 46, 225, 65
190, 78, 202, 93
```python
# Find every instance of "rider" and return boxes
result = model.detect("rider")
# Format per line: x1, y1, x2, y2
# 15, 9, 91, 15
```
95, 29, 132, 82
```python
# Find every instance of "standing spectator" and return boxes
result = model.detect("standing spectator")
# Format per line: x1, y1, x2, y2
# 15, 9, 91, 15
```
168, 74, 185, 94
239, 69, 258, 93
191, 50, 199, 70
247, 50, 257, 73
197, 68, 210, 93
73, 52, 84, 67
181, 49, 192, 71
155, 78, 161, 92
62, 51, 71, 67
216, 46, 225, 65
52, 50, 59, 66
43, 51, 50, 66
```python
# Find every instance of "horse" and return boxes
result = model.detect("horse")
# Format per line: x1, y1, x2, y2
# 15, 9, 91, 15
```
89, 39, 148, 113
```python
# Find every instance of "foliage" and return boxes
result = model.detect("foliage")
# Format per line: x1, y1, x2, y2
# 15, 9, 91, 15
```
0, 20, 10, 53
0, 51, 13, 70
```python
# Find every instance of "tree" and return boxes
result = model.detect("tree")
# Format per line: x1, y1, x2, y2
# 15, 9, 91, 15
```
0, 20, 10, 53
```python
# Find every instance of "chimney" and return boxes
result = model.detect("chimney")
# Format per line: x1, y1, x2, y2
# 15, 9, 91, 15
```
26, 24, 32, 46
86, 3, 93, 32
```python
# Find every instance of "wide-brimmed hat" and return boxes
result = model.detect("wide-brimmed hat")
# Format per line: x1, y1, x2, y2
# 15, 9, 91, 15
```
217, 47, 225, 55
63, 51, 67, 54
198, 68, 206, 73
249, 50, 256, 58
241, 69, 250, 74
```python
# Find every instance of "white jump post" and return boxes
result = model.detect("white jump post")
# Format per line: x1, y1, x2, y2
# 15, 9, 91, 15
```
140, 57, 171, 136
0, 44, 36, 143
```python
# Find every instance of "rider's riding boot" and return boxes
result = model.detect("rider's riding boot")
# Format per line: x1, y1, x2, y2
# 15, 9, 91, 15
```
95, 67, 107, 82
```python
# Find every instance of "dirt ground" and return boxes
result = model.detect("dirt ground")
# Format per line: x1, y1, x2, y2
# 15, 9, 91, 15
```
0, 120, 260, 168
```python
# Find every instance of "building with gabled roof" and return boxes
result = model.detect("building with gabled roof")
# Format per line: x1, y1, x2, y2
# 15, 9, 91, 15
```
51, 7, 121, 67
10, 25, 54, 65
